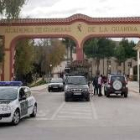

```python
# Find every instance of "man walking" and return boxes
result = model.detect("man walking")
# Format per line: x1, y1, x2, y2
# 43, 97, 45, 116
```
98, 74, 103, 96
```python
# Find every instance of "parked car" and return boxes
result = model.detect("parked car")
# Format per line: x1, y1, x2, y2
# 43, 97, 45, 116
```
0, 81, 37, 125
48, 78, 64, 92
64, 76, 90, 101
104, 74, 128, 98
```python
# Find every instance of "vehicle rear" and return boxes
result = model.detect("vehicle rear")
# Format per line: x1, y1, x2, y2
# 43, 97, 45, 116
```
104, 75, 128, 98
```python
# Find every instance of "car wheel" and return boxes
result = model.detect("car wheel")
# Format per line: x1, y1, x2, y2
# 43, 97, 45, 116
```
65, 94, 69, 102
124, 92, 128, 98
30, 104, 37, 117
106, 92, 110, 97
48, 88, 51, 92
12, 109, 20, 125
86, 95, 90, 101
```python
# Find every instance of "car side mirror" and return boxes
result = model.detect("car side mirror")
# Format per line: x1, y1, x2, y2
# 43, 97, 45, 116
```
19, 95, 26, 101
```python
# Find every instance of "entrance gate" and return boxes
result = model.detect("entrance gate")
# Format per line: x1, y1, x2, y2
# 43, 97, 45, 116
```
0, 14, 140, 81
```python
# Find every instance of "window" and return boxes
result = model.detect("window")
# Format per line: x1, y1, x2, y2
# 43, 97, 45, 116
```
24, 88, 31, 98
19, 88, 26, 100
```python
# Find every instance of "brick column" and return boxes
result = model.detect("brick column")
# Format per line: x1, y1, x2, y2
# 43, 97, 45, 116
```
76, 47, 84, 60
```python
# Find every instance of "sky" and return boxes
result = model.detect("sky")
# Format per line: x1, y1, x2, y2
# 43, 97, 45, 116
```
21, 0, 140, 42
21, 0, 140, 18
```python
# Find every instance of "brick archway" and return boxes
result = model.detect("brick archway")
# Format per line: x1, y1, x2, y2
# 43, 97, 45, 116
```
9, 35, 80, 80
1, 14, 140, 80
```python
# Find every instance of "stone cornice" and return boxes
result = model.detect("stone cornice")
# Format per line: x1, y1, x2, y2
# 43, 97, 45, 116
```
1, 14, 140, 26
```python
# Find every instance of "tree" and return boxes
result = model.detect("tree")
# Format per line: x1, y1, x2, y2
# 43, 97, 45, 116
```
114, 44, 126, 73
14, 39, 35, 82
97, 38, 115, 74
0, 0, 27, 64
0, 0, 26, 19
34, 39, 66, 76
84, 38, 115, 74
62, 38, 76, 64
115, 39, 136, 74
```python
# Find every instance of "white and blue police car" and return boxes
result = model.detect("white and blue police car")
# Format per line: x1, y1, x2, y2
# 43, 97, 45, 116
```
0, 81, 37, 125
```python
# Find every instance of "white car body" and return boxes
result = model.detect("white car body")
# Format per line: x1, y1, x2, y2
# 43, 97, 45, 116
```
0, 86, 37, 124
48, 78, 64, 91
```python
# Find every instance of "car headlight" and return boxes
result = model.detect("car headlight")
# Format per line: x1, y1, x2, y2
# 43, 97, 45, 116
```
82, 88, 89, 92
1, 105, 11, 112
66, 88, 71, 92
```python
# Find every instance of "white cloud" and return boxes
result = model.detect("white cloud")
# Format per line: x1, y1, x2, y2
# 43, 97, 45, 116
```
21, 0, 140, 18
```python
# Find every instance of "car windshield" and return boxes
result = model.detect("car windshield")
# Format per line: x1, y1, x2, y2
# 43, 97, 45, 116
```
66, 76, 87, 85
51, 78, 63, 83
0, 88, 18, 100
111, 76, 125, 82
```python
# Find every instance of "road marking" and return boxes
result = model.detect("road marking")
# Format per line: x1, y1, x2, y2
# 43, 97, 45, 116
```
50, 102, 65, 120
56, 115, 92, 120
37, 110, 47, 117
52, 102, 94, 120
29, 118, 48, 121
90, 99, 98, 120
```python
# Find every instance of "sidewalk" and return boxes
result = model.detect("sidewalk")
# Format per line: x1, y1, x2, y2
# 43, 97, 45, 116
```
31, 84, 47, 91
128, 81, 139, 93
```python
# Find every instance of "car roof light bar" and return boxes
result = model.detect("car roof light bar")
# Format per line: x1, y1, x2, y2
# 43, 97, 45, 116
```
0, 81, 23, 86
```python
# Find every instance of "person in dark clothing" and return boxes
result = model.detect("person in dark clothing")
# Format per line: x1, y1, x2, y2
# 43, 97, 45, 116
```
93, 76, 98, 95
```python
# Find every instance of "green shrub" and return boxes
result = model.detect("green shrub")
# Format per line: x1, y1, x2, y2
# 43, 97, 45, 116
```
30, 79, 46, 87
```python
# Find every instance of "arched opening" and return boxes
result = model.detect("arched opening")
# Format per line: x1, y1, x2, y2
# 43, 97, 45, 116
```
82, 36, 139, 80
9, 35, 77, 83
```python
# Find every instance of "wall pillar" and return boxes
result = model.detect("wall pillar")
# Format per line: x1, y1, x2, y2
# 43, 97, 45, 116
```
76, 47, 83, 60
137, 51, 139, 81
4, 50, 11, 81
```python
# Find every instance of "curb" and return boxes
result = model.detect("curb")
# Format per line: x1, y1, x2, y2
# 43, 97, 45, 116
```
129, 89, 139, 94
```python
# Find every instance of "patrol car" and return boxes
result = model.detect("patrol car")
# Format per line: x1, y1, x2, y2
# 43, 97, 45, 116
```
0, 81, 37, 125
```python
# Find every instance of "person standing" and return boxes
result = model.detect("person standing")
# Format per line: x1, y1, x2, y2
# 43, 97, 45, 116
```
98, 74, 103, 96
93, 75, 98, 95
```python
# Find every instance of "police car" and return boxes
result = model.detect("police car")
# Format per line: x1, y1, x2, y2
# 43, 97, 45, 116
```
0, 81, 37, 125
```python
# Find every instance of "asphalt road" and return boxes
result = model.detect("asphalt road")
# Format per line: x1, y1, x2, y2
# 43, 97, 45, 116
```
1, 84, 140, 140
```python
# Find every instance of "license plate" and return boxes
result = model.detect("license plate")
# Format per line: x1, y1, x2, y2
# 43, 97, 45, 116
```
53, 87, 58, 88
74, 93, 81, 95
115, 91, 121, 93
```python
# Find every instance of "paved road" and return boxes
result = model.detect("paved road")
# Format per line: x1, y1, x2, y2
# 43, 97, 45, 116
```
1, 82, 140, 140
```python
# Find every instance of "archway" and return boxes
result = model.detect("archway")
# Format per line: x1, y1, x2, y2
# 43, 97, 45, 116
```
1, 14, 140, 80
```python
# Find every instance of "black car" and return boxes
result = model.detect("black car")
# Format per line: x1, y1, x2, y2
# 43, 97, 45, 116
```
64, 76, 90, 101
48, 78, 64, 92
104, 74, 128, 98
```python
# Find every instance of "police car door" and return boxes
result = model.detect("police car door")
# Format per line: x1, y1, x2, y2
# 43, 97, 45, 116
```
19, 88, 28, 117
24, 87, 34, 115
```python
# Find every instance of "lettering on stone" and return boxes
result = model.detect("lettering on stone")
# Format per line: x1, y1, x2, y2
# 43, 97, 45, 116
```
5, 27, 72, 34
88, 27, 96, 32
4, 25, 138, 34
5, 27, 34, 33
111, 26, 138, 32
42, 27, 71, 33
99, 27, 108, 32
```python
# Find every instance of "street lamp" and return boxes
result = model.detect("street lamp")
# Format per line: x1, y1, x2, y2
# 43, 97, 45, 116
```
49, 64, 52, 77
108, 64, 111, 74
